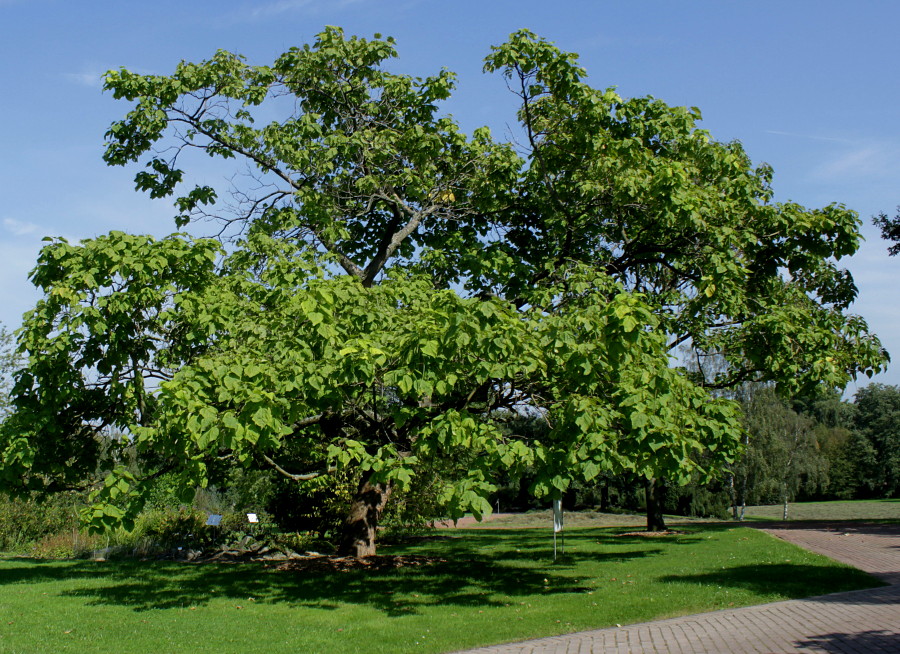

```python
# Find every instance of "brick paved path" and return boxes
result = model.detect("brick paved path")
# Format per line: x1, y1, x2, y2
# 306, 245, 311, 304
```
454, 522, 900, 654
760, 521, 900, 585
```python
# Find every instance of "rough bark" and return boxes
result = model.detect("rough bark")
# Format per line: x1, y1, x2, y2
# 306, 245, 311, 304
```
645, 477, 668, 532
337, 473, 393, 557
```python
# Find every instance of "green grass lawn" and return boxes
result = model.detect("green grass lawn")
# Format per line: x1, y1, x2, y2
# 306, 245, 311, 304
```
739, 499, 900, 522
0, 524, 882, 654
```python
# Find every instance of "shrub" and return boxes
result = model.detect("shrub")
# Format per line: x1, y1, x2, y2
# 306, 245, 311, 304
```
0, 492, 84, 553
130, 505, 210, 551
30, 530, 106, 559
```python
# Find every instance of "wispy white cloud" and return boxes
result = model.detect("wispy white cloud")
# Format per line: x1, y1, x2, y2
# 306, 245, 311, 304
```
229, 0, 365, 21
810, 143, 899, 182
64, 69, 105, 88
3, 218, 39, 236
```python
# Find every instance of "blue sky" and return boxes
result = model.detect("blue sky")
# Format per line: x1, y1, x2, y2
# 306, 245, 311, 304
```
1, 0, 898, 394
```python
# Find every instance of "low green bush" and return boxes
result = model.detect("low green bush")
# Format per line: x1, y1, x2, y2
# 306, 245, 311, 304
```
128, 505, 211, 552
0, 492, 84, 554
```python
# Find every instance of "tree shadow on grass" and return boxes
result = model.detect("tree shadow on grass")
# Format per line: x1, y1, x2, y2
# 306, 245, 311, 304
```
660, 563, 885, 600
388, 529, 675, 567
56, 559, 584, 615
0, 556, 102, 585
1, 529, 675, 615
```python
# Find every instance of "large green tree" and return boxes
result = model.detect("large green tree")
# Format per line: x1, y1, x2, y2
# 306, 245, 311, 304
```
850, 384, 900, 498
0, 29, 885, 553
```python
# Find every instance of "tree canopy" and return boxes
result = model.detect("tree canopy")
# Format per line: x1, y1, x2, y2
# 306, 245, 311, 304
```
850, 384, 900, 498
0, 28, 886, 554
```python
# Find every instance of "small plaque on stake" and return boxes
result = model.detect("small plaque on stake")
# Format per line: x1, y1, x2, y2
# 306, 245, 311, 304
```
247, 513, 259, 523
206, 514, 222, 526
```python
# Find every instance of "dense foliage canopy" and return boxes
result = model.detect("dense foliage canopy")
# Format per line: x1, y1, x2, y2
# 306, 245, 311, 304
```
0, 29, 885, 553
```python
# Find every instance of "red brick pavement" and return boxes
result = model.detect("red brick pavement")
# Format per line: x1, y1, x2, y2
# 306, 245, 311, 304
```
759, 522, 900, 585
452, 522, 900, 654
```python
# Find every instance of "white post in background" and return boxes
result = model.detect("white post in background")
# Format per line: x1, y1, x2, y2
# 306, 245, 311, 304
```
552, 499, 564, 560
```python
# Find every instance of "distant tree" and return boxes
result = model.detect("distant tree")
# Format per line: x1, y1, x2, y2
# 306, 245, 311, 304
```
738, 387, 828, 519
874, 208, 900, 256
0, 323, 20, 421
851, 384, 900, 498
792, 390, 860, 500
815, 424, 859, 499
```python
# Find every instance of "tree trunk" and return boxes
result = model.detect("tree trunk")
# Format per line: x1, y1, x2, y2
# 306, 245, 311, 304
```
563, 487, 577, 511
729, 474, 738, 520
337, 473, 392, 557
645, 477, 667, 532
600, 480, 610, 512
782, 482, 789, 521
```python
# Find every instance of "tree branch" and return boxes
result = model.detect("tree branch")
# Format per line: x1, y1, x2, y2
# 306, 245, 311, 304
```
261, 452, 333, 482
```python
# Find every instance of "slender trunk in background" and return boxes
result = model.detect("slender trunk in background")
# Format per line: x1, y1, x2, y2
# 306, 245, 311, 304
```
737, 429, 750, 521
738, 466, 748, 521
782, 482, 789, 521
337, 472, 392, 557
729, 474, 738, 520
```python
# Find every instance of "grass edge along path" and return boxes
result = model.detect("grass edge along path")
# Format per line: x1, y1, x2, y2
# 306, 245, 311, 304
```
0, 524, 884, 654
449, 499, 900, 530
739, 498, 900, 522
